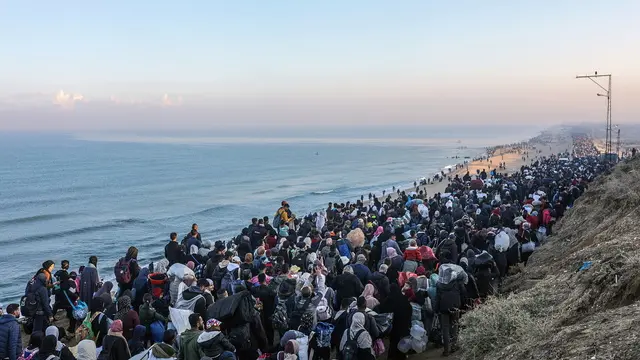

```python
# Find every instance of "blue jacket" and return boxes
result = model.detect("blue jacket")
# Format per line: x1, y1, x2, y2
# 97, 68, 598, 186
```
351, 263, 371, 285
31, 273, 53, 317
0, 314, 22, 360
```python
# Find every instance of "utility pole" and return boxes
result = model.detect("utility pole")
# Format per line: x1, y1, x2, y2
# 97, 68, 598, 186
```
576, 72, 612, 160
616, 125, 621, 159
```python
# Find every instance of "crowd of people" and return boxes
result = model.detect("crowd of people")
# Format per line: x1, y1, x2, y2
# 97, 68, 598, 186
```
0, 135, 611, 360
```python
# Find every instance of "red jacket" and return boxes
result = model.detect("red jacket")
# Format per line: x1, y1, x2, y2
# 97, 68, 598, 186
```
403, 247, 423, 262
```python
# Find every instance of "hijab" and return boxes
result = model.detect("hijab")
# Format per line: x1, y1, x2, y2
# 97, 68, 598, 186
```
360, 284, 380, 309
39, 335, 58, 360
277, 340, 299, 360
373, 226, 384, 237
386, 247, 398, 258
115, 296, 131, 321
44, 326, 64, 352
343, 312, 372, 350
76, 340, 97, 360
94, 281, 113, 298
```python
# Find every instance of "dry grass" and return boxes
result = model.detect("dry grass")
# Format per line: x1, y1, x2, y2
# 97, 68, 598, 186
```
458, 156, 640, 360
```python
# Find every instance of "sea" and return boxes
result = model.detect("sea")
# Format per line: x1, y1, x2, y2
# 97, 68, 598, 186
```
0, 125, 543, 304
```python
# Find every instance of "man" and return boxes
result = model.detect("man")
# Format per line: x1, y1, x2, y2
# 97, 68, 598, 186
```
54, 260, 70, 284
250, 219, 268, 250
178, 313, 204, 360
165, 232, 184, 267
434, 251, 467, 357
180, 282, 208, 322
28, 261, 54, 333
251, 273, 276, 346
0, 304, 21, 360
197, 279, 215, 308
333, 266, 364, 308
351, 254, 371, 285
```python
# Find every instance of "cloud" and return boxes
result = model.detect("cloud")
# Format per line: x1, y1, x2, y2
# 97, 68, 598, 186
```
53, 90, 84, 109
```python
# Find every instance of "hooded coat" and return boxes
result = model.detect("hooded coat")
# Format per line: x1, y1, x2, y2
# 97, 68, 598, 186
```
79, 264, 100, 304
178, 329, 203, 360
197, 331, 236, 359
0, 314, 21, 360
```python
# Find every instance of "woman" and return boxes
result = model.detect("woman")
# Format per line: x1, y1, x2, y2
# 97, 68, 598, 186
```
386, 248, 404, 272
360, 284, 379, 309
241, 254, 254, 275
94, 282, 113, 299
75, 340, 97, 360
23, 332, 44, 360
375, 284, 411, 360
100, 320, 131, 360
139, 293, 167, 343
117, 247, 141, 294
88, 297, 109, 348
114, 296, 140, 340
44, 326, 75, 360
277, 339, 299, 360
128, 325, 148, 356
79, 256, 100, 304
131, 268, 150, 311
339, 313, 374, 360
35, 335, 61, 360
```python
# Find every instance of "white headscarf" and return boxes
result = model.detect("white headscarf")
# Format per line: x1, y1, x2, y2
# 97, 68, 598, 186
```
76, 340, 97, 360
45, 326, 64, 352
340, 312, 373, 352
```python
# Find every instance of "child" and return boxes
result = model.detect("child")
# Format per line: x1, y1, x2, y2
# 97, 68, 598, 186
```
197, 319, 236, 360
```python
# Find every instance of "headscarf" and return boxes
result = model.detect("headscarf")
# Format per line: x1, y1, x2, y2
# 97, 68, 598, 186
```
99, 292, 113, 309
76, 340, 97, 360
386, 247, 398, 258
361, 284, 380, 309
39, 335, 58, 360
94, 281, 113, 298
205, 318, 222, 331
109, 320, 124, 335
45, 326, 64, 351
277, 340, 299, 360
341, 312, 372, 350
132, 325, 146, 341
373, 226, 384, 237
115, 296, 131, 321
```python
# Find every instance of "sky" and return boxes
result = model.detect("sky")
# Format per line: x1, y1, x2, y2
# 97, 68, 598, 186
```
1, 0, 639, 131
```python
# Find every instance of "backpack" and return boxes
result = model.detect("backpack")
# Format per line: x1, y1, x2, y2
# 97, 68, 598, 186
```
291, 251, 307, 270
337, 240, 351, 260
114, 257, 133, 284
212, 266, 228, 291
341, 329, 365, 360
191, 256, 205, 279
315, 322, 334, 348
316, 296, 333, 321
323, 253, 338, 274
270, 298, 289, 332
20, 279, 39, 318
75, 312, 101, 342
220, 269, 237, 294
289, 296, 313, 330
273, 211, 282, 229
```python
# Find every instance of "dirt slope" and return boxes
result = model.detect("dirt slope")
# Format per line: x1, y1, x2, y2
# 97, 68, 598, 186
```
458, 156, 640, 360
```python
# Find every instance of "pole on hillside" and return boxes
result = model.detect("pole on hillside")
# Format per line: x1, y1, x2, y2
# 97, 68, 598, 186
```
616, 126, 621, 160
576, 72, 612, 162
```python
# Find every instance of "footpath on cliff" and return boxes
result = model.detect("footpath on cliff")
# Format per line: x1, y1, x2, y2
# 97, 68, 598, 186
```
456, 155, 640, 360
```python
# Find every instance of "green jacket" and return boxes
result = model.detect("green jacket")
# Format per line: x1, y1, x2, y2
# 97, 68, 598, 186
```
139, 303, 167, 329
178, 329, 203, 360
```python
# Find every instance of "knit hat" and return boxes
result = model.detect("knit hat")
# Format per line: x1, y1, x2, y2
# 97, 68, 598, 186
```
186, 261, 195, 270
415, 266, 426, 276
110, 320, 123, 333
206, 318, 222, 330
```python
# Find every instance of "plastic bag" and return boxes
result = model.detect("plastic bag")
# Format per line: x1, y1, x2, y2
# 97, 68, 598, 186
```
167, 263, 195, 281
410, 303, 422, 322
410, 324, 426, 339
168, 307, 192, 335
411, 336, 427, 353
373, 339, 385, 356
398, 336, 413, 353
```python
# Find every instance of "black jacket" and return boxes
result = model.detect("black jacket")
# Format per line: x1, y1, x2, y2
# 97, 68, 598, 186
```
181, 287, 207, 322
252, 284, 276, 318
165, 241, 184, 266
434, 280, 466, 314
333, 273, 364, 304
198, 331, 235, 358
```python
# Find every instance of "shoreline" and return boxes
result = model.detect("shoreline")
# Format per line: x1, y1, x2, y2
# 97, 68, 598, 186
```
2, 129, 563, 305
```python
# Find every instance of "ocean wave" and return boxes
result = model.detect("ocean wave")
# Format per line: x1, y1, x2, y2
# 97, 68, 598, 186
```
311, 190, 334, 195
0, 213, 70, 226
3, 218, 147, 245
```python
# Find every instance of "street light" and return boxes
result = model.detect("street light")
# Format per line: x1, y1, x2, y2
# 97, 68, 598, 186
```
576, 72, 612, 161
